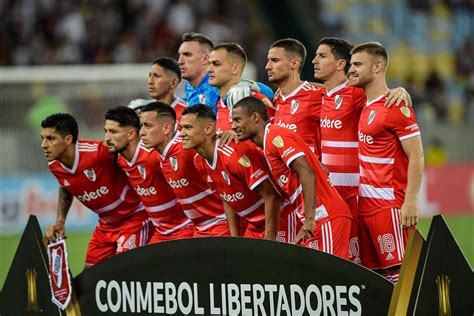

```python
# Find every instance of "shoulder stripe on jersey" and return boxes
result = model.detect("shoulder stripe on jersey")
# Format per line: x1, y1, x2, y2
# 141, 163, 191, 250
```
217, 147, 233, 157
78, 143, 98, 148
78, 148, 98, 152
399, 131, 420, 141
359, 154, 394, 164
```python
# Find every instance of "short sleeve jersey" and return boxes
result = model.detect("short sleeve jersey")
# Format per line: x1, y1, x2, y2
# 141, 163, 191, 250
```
358, 96, 420, 215
184, 74, 220, 112
320, 82, 366, 200
170, 97, 187, 123
117, 143, 191, 234
263, 124, 351, 222
194, 140, 269, 228
273, 81, 322, 157
48, 140, 144, 227
159, 133, 226, 231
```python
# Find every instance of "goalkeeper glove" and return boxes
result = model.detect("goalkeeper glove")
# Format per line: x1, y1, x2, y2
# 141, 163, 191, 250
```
225, 79, 260, 110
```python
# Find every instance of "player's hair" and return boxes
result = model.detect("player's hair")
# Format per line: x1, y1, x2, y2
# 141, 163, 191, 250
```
351, 42, 389, 65
105, 106, 140, 130
270, 38, 307, 73
41, 113, 79, 143
182, 104, 216, 122
318, 37, 353, 74
212, 42, 247, 66
152, 57, 181, 82
234, 96, 269, 123
182, 32, 214, 51
141, 101, 177, 124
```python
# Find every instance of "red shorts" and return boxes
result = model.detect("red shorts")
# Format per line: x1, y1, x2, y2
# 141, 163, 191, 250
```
277, 209, 303, 243
85, 211, 151, 266
345, 195, 361, 264
303, 216, 352, 259
358, 208, 414, 270
149, 224, 195, 244
243, 224, 264, 239
193, 220, 230, 237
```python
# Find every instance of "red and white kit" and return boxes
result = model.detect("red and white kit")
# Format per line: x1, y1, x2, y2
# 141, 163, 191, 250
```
170, 97, 187, 123
48, 140, 150, 265
358, 96, 420, 269
263, 124, 352, 258
216, 92, 275, 133
273, 81, 322, 157
117, 142, 193, 243
159, 133, 229, 236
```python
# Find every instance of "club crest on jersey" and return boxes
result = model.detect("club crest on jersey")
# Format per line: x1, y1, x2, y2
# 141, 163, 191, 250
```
335, 95, 343, 110
400, 106, 411, 118
368, 110, 377, 125
137, 165, 146, 180
238, 155, 251, 168
221, 171, 231, 185
83, 169, 96, 182
272, 135, 284, 148
290, 100, 300, 114
170, 156, 178, 171
199, 94, 206, 104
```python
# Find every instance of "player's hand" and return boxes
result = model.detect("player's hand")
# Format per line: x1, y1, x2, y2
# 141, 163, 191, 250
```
218, 130, 239, 147
294, 220, 315, 244
400, 201, 418, 230
45, 221, 66, 242
226, 79, 260, 110
384, 87, 412, 108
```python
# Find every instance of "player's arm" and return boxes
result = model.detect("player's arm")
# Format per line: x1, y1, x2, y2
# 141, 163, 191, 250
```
290, 156, 316, 243
45, 186, 73, 242
385, 87, 412, 107
400, 135, 424, 229
223, 201, 240, 236
254, 179, 281, 240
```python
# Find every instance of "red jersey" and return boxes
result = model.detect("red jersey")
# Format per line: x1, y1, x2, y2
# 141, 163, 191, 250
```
263, 124, 351, 222
117, 142, 192, 235
159, 133, 227, 232
358, 96, 421, 215
273, 81, 322, 157
170, 97, 187, 123
194, 140, 270, 230
48, 140, 145, 227
216, 92, 275, 133
320, 82, 366, 200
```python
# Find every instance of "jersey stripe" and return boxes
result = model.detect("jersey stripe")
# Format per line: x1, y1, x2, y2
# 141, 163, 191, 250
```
321, 140, 358, 148
178, 188, 216, 205
359, 184, 395, 200
359, 154, 394, 164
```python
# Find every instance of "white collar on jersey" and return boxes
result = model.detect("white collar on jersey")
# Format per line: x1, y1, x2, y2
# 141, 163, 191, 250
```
170, 97, 180, 109
205, 138, 219, 170
366, 94, 386, 107
325, 80, 349, 97
126, 140, 143, 167
59, 141, 80, 174
279, 81, 308, 102
161, 131, 179, 160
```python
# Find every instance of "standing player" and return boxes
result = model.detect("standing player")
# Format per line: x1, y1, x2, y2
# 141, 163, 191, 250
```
232, 97, 352, 259
148, 57, 187, 122
208, 42, 275, 133
42, 113, 150, 267
349, 42, 423, 282
312, 37, 412, 264
139, 102, 230, 236
104, 106, 194, 243
266, 38, 323, 157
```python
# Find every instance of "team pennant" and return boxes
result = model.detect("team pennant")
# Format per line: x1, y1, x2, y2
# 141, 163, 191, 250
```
47, 238, 72, 310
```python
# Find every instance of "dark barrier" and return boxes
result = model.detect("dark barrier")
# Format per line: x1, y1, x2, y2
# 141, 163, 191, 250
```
74, 237, 393, 315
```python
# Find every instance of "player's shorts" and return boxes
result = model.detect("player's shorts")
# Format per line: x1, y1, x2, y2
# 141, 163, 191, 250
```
345, 195, 361, 264
193, 220, 230, 237
243, 223, 265, 239
303, 216, 352, 259
149, 224, 195, 244
358, 208, 414, 270
85, 211, 151, 266
277, 209, 303, 243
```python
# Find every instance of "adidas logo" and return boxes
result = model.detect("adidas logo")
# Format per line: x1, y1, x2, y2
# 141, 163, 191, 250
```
207, 176, 213, 183
386, 253, 394, 260
64, 179, 70, 186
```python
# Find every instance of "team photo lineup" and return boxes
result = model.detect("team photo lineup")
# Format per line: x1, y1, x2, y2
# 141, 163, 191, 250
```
40, 32, 423, 284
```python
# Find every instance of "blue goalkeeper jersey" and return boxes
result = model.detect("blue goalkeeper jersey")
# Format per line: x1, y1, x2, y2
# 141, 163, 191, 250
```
184, 73, 220, 113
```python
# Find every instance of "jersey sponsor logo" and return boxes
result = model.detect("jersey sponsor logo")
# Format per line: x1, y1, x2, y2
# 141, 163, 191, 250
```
134, 185, 157, 196
63, 179, 70, 186
167, 178, 189, 189
290, 100, 300, 114
220, 192, 244, 202
170, 156, 178, 171
76, 186, 110, 202
400, 106, 411, 118
137, 165, 146, 180
272, 136, 284, 148
358, 130, 374, 144
367, 110, 377, 125
320, 116, 343, 129
221, 171, 231, 185
278, 174, 288, 187
275, 121, 297, 132
199, 94, 206, 104
335, 95, 343, 110
83, 169, 96, 182
238, 155, 251, 168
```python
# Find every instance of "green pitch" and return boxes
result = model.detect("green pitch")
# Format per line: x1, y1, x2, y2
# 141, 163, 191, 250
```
1, 215, 473, 289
